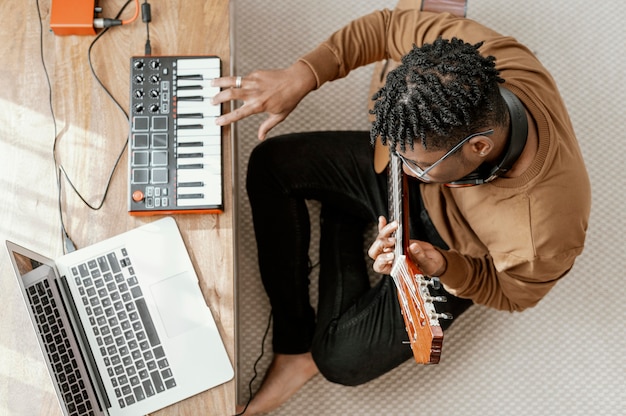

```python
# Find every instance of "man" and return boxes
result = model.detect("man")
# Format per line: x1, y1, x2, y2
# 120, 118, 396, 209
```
212, 8, 590, 415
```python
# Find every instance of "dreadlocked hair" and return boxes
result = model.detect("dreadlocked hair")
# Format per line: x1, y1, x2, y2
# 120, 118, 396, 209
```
370, 37, 506, 152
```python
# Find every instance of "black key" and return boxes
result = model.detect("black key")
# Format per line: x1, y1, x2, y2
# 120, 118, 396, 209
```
78, 264, 89, 278
178, 181, 204, 187
153, 346, 165, 359
177, 74, 203, 80
178, 193, 204, 199
131, 286, 143, 299
150, 371, 165, 393
133, 386, 146, 402
178, 152, 204, 159
176, 112, 204, 118
143, 379, 156, 397
135, 298, 160, 347
177, 95, 204, 101
176, 85, 202, 91
178, 164, 204, 170
36, 282, 46, 296
177, 124, 203, 130
107, 253, 121, 274
178, 141, 204, 147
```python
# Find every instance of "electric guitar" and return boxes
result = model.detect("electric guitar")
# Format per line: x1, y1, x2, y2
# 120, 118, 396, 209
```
388, 151, 451, 364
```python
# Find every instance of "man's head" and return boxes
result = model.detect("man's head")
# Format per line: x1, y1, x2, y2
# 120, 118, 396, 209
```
370, 38, 510, 183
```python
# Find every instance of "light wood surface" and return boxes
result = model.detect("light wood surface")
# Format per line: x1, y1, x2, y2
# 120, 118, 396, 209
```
0, 0, 235, 415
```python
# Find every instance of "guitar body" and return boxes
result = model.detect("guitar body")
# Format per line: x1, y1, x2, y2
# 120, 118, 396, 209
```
388, 152, 447, 364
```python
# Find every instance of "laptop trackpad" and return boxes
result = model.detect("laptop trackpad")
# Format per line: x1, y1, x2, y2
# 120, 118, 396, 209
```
150, 272, 211, 338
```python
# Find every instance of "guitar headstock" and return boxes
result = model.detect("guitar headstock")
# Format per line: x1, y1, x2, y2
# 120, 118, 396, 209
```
391, 255, 450, 364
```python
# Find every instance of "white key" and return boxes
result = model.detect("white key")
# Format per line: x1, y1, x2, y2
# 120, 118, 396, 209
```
177, 58, 220, 71
176, 100, 220, 117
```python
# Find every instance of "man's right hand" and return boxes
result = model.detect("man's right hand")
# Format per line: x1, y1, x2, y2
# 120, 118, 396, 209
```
211, 61, 317, 140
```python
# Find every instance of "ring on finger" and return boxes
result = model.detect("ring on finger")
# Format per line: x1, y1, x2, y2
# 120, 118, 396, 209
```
235, 76, 242, 88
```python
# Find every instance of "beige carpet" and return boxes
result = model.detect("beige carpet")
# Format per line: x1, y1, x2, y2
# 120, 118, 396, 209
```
231, 1, 626, 414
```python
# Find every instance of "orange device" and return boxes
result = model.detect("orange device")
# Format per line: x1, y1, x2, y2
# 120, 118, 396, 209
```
50, 0, 96, 35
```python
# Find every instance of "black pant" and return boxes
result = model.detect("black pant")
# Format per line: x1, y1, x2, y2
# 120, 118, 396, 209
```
246, 131, 472, 386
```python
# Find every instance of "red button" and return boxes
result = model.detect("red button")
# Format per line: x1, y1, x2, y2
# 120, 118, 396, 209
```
132, 190, 145, 202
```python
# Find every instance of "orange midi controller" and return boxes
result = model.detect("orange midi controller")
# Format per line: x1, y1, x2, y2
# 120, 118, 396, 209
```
128, 56, 224, 215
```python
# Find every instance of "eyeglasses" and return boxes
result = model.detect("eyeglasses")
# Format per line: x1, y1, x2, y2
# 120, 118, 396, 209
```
394, 129, 494, 182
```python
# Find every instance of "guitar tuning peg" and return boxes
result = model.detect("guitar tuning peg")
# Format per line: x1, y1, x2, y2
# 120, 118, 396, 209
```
431, 312, 453, 321
427, 295, 447, 303
427, 277, 442, 290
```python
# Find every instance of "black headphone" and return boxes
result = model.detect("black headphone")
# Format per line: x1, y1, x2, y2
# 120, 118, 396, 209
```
446, 87, 528, 187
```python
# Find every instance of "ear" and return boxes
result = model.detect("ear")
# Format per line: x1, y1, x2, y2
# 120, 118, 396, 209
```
468, 135, 494, 158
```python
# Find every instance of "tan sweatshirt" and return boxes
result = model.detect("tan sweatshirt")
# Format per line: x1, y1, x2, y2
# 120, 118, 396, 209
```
299, 9, 591, 311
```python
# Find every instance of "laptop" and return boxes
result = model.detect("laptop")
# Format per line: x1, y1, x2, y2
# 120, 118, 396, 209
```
6, 217, 234, 416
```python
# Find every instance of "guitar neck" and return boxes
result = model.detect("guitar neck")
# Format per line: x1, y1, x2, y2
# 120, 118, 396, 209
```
388, 151, 410, 258
387, 150, 446, 364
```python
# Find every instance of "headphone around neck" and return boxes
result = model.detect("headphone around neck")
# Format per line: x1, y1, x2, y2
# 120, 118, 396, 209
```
445, 87, 528, 187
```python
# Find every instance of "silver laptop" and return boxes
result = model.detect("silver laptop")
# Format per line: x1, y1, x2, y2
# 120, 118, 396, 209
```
6, 217, 233, 416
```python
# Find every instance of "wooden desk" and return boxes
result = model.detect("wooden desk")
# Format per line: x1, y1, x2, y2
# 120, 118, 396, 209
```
0, 1, 235, 415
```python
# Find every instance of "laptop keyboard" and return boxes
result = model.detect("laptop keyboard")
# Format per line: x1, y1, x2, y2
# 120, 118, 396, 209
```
71, 248, 177, 409
27, 280, 94, 416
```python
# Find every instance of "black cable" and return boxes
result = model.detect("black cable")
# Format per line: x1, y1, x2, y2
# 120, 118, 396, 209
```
234, 309, 273, 416
36, 0, 133, 252
35, 0, 76, 252
142, 0, 152, 55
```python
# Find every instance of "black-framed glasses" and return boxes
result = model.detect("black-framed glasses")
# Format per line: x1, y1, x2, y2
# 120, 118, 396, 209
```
394, 129, 494, 182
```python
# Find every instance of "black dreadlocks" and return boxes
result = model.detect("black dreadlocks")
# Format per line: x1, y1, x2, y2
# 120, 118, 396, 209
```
370, 37, 506, 152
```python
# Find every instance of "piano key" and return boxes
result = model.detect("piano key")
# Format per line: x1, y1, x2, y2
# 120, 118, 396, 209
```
177, 152, 204, 159
177, 147, 219, 156
176, 138, 220, 151
178, 181, 204, 188
177, 148, 221, 159
176, 116, 220, 129
176, 113, 204, 119
176, 78, 218, 87
176, 100, 220, 117
177, 140, 205, 148
177, 187, 206, 197
177, 193, 221, 207
176, 84, 202, 91
176, 123, 220, 137
177, 140, 220, 151
177, 163, 204, 170
176, 79, 219, 92
177, 123, 203, 131
177, 157, 221, 169
177, 167, 222, 184
176, 58, 220, 71
176, 67, 220, 79
177, 96, 204, 102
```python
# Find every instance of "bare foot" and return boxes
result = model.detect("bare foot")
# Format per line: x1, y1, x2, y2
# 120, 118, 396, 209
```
235, 352, 319, 415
